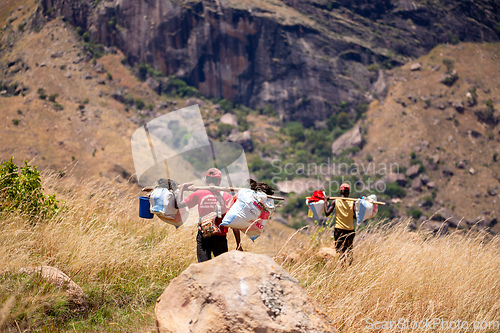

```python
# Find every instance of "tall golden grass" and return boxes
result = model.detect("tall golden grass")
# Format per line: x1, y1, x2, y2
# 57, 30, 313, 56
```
0, 171, 198, 331
275, 223, 500, 332
1, 171, 499, 332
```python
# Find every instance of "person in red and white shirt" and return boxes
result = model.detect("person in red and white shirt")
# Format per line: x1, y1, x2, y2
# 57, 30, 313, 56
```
178, 168, 242, 262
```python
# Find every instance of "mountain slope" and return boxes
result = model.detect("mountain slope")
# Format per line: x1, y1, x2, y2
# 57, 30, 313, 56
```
360, 43, 500, 227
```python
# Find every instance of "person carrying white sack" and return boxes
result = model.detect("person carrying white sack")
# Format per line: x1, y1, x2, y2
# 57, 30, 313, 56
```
221, 179, 275, 241
177, 168, 243, 263
324, 183, 357, 266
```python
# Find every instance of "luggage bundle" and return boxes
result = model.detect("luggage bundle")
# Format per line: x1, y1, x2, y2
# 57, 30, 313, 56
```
355, 194, 379, 224
306, 190, 326, 222
221, 188, 275, 241
149, 179, 184, 228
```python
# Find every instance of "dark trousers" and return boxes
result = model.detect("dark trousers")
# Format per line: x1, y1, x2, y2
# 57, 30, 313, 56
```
196, 231, 228, 263
334, 228, 355, 265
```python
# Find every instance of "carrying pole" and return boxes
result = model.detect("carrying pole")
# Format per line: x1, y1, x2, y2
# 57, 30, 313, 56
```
306, 196, 386, 205
186, 185, 285, 201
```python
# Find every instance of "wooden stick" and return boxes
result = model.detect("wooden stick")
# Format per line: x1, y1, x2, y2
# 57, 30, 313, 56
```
186, 185, 285, 201
306, 196, 386, 205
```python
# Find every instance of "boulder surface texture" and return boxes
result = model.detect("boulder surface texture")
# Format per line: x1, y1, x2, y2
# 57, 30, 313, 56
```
155, 251, 335, 333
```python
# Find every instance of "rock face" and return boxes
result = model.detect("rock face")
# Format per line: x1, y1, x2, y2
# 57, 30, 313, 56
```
331, 125, 362, 155
155, 251, 335, 333
40, 0, 500, 126
18, 266, 87, 315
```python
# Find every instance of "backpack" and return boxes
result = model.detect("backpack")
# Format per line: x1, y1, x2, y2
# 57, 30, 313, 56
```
198, 190, 225, 237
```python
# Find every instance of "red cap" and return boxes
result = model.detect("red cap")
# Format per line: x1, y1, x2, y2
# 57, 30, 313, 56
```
206, 168, 222, 179
340, 183, 350, 191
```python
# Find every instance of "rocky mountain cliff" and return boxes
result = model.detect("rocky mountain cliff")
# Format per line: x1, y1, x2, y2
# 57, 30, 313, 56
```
0, 0, 499, 230
39, 0, 500, 126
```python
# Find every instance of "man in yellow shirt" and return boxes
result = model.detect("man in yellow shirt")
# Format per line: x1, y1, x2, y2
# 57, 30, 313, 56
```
324, 183, 357, 265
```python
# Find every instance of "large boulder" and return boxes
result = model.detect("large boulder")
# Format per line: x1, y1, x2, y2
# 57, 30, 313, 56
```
411, 177, 422, 191
383, 173, 407, 186
18, 266, 87, 315
406, 164, 421, 178
185, 97, 207, 108
315, 247, 337, 261
331, 125, 362, 155
155, 251, 336, 333
227, 130, 254, 152
146, 77, 161, 94
220, 113, 238, 127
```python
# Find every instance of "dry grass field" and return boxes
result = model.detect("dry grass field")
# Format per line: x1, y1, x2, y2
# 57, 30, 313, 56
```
1, 171, 499, 332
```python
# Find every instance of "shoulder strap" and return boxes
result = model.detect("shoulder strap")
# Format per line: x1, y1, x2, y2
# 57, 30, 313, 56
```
209, 190, 224, 218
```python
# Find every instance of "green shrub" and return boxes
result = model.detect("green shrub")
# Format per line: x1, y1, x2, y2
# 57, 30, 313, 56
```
337, 112, 351, 129
486, 99, 494, 111
217, 123, 234, 138
219, 99, 233, 112
367, 63, 380, 72
327, 113, 337, 130
137, 64, 148, 81
83, 42, 105, 59
135, 99, 145, 110
291, 219, 308, 229
442, 58, 454, 73
410, 158, 425, 173
260, 105, 278, 117
125, 95, 135, 106
37, 88, 47, 100
0, 158, 59, 221
354, 103, 368, 117
136, 63, 163, 81
377, 204, 395, 219
82, 32, 90, 43
448, 33, 460, 45
48, 93, 58, 102
12, 119, 19, 126
53, 102, 64, 111
385, 183, 406, 198
233, 109, 249, 131
285, 121, 305, 142
408, 207, 422, 219
281, 194, 307, 218
163, 76, 198, 97
421, 196, 433, 208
